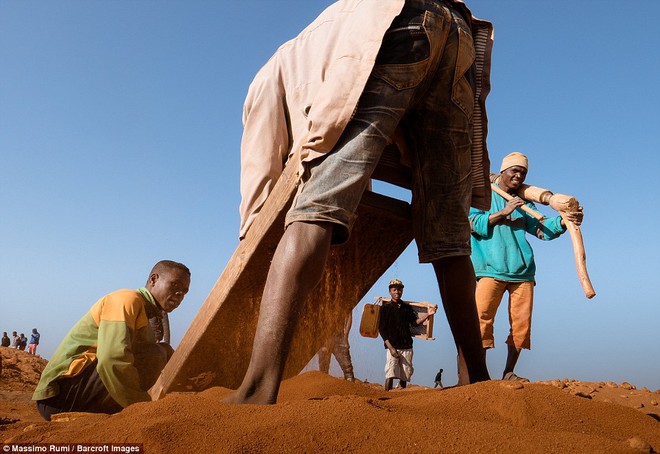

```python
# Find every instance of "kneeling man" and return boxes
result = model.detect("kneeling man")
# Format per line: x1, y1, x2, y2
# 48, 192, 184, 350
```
33, 260, 190, 420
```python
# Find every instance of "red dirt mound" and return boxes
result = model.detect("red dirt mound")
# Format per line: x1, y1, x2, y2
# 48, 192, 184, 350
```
2, 371, 659, 453
0, 347, 47, 392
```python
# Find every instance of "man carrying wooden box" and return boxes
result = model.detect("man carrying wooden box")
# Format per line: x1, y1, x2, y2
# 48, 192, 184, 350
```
378, 279, 436, 391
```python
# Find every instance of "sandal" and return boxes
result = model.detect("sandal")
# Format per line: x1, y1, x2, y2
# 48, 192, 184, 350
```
502, 372, 530, 382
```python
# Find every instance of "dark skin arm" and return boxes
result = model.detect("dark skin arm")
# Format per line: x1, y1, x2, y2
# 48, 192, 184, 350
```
384, 339, 399, 358
496, 166, 585, 228
415, 305, 436, 325
560, 208, 583, 226
488, 197, 525, 226
490, 197, 584, 227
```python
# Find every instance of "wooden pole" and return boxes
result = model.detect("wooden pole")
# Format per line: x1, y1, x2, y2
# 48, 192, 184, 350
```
490, 183, 543, 221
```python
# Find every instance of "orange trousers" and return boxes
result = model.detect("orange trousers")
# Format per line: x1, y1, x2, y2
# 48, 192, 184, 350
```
476, 278, 534, 350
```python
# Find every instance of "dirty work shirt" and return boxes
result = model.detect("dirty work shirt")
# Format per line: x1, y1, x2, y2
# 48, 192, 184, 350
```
378, 301, 418, 350
33, 287, 159, 408
469, 185, 566, 282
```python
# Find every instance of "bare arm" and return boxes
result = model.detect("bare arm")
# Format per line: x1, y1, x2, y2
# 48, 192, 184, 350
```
383, 339, 399, 358
559, 206, 584, 227
488, 197, 525, 226
415, 305, 436, 325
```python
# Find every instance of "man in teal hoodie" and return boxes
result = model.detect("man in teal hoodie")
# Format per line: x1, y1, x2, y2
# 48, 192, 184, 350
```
469, 152, 583, 381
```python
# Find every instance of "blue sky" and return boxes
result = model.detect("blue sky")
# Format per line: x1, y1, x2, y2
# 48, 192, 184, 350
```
1, 1, 658, 391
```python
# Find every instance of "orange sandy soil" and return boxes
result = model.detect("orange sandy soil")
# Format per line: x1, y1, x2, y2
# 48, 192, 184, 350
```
1, 347, 659, 453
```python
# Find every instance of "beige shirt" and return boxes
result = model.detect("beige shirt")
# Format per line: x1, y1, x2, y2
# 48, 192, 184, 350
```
239, 0, 493, 239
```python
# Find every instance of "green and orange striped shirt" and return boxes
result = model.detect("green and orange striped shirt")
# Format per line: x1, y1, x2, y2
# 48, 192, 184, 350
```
33, 287, 159, 408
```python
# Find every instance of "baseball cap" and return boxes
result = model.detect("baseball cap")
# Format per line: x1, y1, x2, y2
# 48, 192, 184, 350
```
388, 279, 404, 288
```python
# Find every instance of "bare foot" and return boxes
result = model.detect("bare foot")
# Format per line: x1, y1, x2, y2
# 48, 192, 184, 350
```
223, 383, 277, 405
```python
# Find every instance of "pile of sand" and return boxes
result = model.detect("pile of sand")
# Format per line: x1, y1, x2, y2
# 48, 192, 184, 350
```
0, 347, 47, 392
1, 352, 658, 453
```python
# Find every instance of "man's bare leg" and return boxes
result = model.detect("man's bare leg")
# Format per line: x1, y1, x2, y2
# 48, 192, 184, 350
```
503, 344, 522, 378
317, 346, 332, 374
432, 256, 490, 384
456, 349, 470, 386
225, 221, 333, 404
384, 378, 394, 391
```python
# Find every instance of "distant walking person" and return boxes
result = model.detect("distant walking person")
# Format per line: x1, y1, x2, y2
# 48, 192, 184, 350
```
28, 329, 41, 355
434, 368, 444, 388
1, 332, 10, 347
318, 313, 355, 382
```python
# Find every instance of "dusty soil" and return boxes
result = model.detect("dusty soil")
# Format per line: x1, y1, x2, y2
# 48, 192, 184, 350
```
1, 347, 658, 453
0, 347, 47, 392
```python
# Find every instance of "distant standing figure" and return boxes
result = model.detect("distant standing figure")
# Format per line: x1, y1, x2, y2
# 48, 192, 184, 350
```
434, 368, 444, 388
18, 333, 28, 351
1, 332, 10, 347
378, 279, 436, 391
11, 331, 19, 348
28, 328, 41, 355
33, 260, 190, 421
318, 312, 355, 382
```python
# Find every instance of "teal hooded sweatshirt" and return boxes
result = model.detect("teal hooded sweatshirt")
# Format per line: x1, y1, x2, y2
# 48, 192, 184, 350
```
469, 187, 566, 282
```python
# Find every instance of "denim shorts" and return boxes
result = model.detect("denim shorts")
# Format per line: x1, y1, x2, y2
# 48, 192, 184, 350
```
286, 0, 476, 262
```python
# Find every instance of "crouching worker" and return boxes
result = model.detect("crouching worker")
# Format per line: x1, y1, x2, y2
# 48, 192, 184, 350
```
32, 260, 190, 420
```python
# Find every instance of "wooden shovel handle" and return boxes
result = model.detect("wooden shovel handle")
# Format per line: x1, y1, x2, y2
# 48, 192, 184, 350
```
490, 183, 544, 221
560, 214, 596, 299
490, 182, 595, 299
